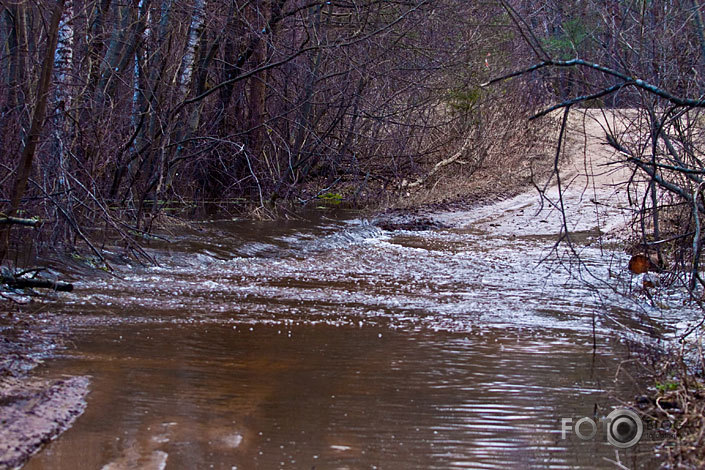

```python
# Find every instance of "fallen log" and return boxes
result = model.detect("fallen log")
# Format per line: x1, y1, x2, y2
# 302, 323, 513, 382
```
0, 217, 40, 227
1, 276, 73, 292
401, 135, 473, 189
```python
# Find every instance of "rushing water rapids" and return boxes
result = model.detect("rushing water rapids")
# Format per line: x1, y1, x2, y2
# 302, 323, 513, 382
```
19, 206, 691, 470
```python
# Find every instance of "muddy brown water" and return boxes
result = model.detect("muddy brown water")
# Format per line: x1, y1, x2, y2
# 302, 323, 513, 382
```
23, 210, 672, 469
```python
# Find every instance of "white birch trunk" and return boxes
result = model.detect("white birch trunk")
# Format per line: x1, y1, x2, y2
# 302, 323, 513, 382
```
132, 0, 150, 126
52, 0, 74, 187
178, 0, 206, 97
53, 0, 73, 104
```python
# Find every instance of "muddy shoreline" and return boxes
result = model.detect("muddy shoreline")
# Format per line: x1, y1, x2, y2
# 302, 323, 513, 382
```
0, 309, 90, 470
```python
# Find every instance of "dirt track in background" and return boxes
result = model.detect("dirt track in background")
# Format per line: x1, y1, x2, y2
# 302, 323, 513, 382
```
440, 109, 635, 234
382, 109, 636, 239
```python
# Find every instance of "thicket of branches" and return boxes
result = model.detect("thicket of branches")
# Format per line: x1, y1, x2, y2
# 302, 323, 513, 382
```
489, 0, 705, 298
0, 0, 546, 265
5, 0, 705, 286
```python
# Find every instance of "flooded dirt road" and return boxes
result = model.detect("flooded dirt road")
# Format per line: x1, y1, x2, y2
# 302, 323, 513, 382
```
18, 209, 676, 470
21, 112, 691, 469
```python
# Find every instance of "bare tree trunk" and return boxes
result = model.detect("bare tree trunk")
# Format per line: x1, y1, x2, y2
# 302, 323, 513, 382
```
275, 2, 328, 195
691, 0, 705, 82
160, 0, 209, 193
178, 0, 206, 97
3, 4, 27, 113
84, 0, 111, 97
0, 10, 8, 106
107, 0, 151, 200
246, 0, 277, 165
97, 0, 133, 102
52, 0, 74, 167
148, 0, 208, 207
131, 0, 172, 204
53, 0, 73, 106
48, 0, 75, 242
1, 0, 64, 262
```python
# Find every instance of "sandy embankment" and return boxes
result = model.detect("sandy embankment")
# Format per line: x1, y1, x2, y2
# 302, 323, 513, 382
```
437, 109, 636, 236
0, 376, 90, 469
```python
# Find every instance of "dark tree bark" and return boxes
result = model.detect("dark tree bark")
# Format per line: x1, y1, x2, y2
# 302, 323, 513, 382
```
1, 0, 64, 262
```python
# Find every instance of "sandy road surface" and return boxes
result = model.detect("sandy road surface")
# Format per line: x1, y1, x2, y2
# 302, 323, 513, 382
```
438, 109, 636, 237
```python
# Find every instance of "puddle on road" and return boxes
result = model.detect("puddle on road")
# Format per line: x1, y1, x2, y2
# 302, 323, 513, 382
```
24, 211, 668, 469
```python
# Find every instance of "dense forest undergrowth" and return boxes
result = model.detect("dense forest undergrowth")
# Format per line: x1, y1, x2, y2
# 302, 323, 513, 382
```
0, 0, 553, 271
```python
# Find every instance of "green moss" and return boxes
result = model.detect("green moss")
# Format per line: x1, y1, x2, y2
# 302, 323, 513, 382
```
317, 192, 344, 205
655, 381, 679, 392
446, 87, 482, 112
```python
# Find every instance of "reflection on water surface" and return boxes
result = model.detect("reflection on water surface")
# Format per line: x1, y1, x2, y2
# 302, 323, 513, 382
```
25, 211, 661, 469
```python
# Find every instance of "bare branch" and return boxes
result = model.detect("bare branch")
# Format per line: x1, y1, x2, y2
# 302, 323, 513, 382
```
482, 59, 705, 108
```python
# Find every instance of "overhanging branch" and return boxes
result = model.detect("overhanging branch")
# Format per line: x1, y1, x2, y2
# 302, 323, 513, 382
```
482, 59, 705, 109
